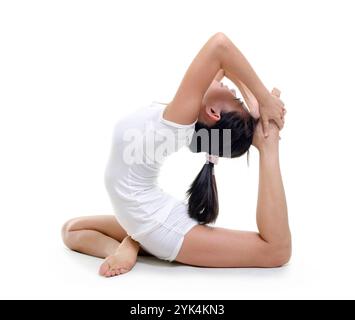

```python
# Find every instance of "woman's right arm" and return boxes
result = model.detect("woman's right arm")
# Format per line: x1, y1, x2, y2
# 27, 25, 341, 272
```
218, 34, 285, 135
164, 33, 284, 135
163, 33, 225, 125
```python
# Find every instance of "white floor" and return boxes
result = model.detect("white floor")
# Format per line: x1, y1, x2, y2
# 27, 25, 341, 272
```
1, 237, 354, 300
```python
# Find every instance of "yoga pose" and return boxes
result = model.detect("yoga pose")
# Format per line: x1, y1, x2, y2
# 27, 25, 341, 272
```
62, 33, 291, 277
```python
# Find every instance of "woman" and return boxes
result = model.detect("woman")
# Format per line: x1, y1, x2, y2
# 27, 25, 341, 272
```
62, 32, 291, 277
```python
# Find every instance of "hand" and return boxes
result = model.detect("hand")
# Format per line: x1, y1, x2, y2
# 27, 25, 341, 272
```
259, 88, 286, 137
252, 120, 280, 152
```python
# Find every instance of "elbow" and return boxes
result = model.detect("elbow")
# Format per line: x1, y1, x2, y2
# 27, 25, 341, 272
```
212, 32, 230, 49
210, 32, 231, 63
213, 32, 228, 40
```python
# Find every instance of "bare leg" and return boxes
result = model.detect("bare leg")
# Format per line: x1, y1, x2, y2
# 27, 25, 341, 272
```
61, 215, 150, 259
175, 122, 291, 267
256, 129, 291, 247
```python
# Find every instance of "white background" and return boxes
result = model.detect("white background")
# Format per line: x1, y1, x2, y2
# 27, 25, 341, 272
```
1, 0, 354, 300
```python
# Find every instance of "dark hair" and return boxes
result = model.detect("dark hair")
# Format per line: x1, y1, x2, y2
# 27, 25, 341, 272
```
187, 111, 257, 224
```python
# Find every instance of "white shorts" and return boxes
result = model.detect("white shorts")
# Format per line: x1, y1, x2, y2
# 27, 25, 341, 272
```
132, 202, 198, 262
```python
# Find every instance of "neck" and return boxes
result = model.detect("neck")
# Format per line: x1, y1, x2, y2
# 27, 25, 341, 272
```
197, 103, 208, 123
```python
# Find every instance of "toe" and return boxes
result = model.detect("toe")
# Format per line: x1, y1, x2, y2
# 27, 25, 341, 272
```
99, 261, 110, 276
105, 267, 113, 277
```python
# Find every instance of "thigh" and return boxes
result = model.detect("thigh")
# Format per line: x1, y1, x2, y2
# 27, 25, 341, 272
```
65, 215, 128, 242
175, 225, 274, 268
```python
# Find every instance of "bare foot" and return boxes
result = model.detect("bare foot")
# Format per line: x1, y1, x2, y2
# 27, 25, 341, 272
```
99, 236, 140, 278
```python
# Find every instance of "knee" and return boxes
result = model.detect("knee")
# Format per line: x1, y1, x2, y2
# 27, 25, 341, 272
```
61, 218, 79, 250
265, 240, 292, 268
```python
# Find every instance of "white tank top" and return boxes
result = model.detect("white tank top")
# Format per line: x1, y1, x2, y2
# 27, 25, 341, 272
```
104, 101, 197, 239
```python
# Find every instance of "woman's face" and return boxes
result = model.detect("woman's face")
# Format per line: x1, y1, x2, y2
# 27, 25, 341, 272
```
202, 80, 250, 118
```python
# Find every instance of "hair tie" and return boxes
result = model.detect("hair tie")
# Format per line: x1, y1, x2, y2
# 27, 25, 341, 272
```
206, 153, 219, 165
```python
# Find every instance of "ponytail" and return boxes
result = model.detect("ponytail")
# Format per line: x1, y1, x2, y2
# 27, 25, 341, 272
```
186, 161, 219, 224
187, 110, 256, 224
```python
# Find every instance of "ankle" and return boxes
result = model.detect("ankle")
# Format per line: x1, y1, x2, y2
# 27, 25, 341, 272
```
106, 242, 120, 257
121, 236, 140, 252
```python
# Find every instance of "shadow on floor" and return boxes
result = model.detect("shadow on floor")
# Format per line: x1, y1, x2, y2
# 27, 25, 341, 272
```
62, 247, 291, 279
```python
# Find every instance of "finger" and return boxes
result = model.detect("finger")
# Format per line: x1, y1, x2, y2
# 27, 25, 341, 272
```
272, 88, 281, 97
275, 117, 284, 130
262, 120, 270, 137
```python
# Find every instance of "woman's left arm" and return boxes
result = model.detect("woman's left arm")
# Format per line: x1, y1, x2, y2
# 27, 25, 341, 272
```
213, 69, 225, 82
234, 78, 260, 118
234, 80, 286, 121
213, 68, 259, 117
